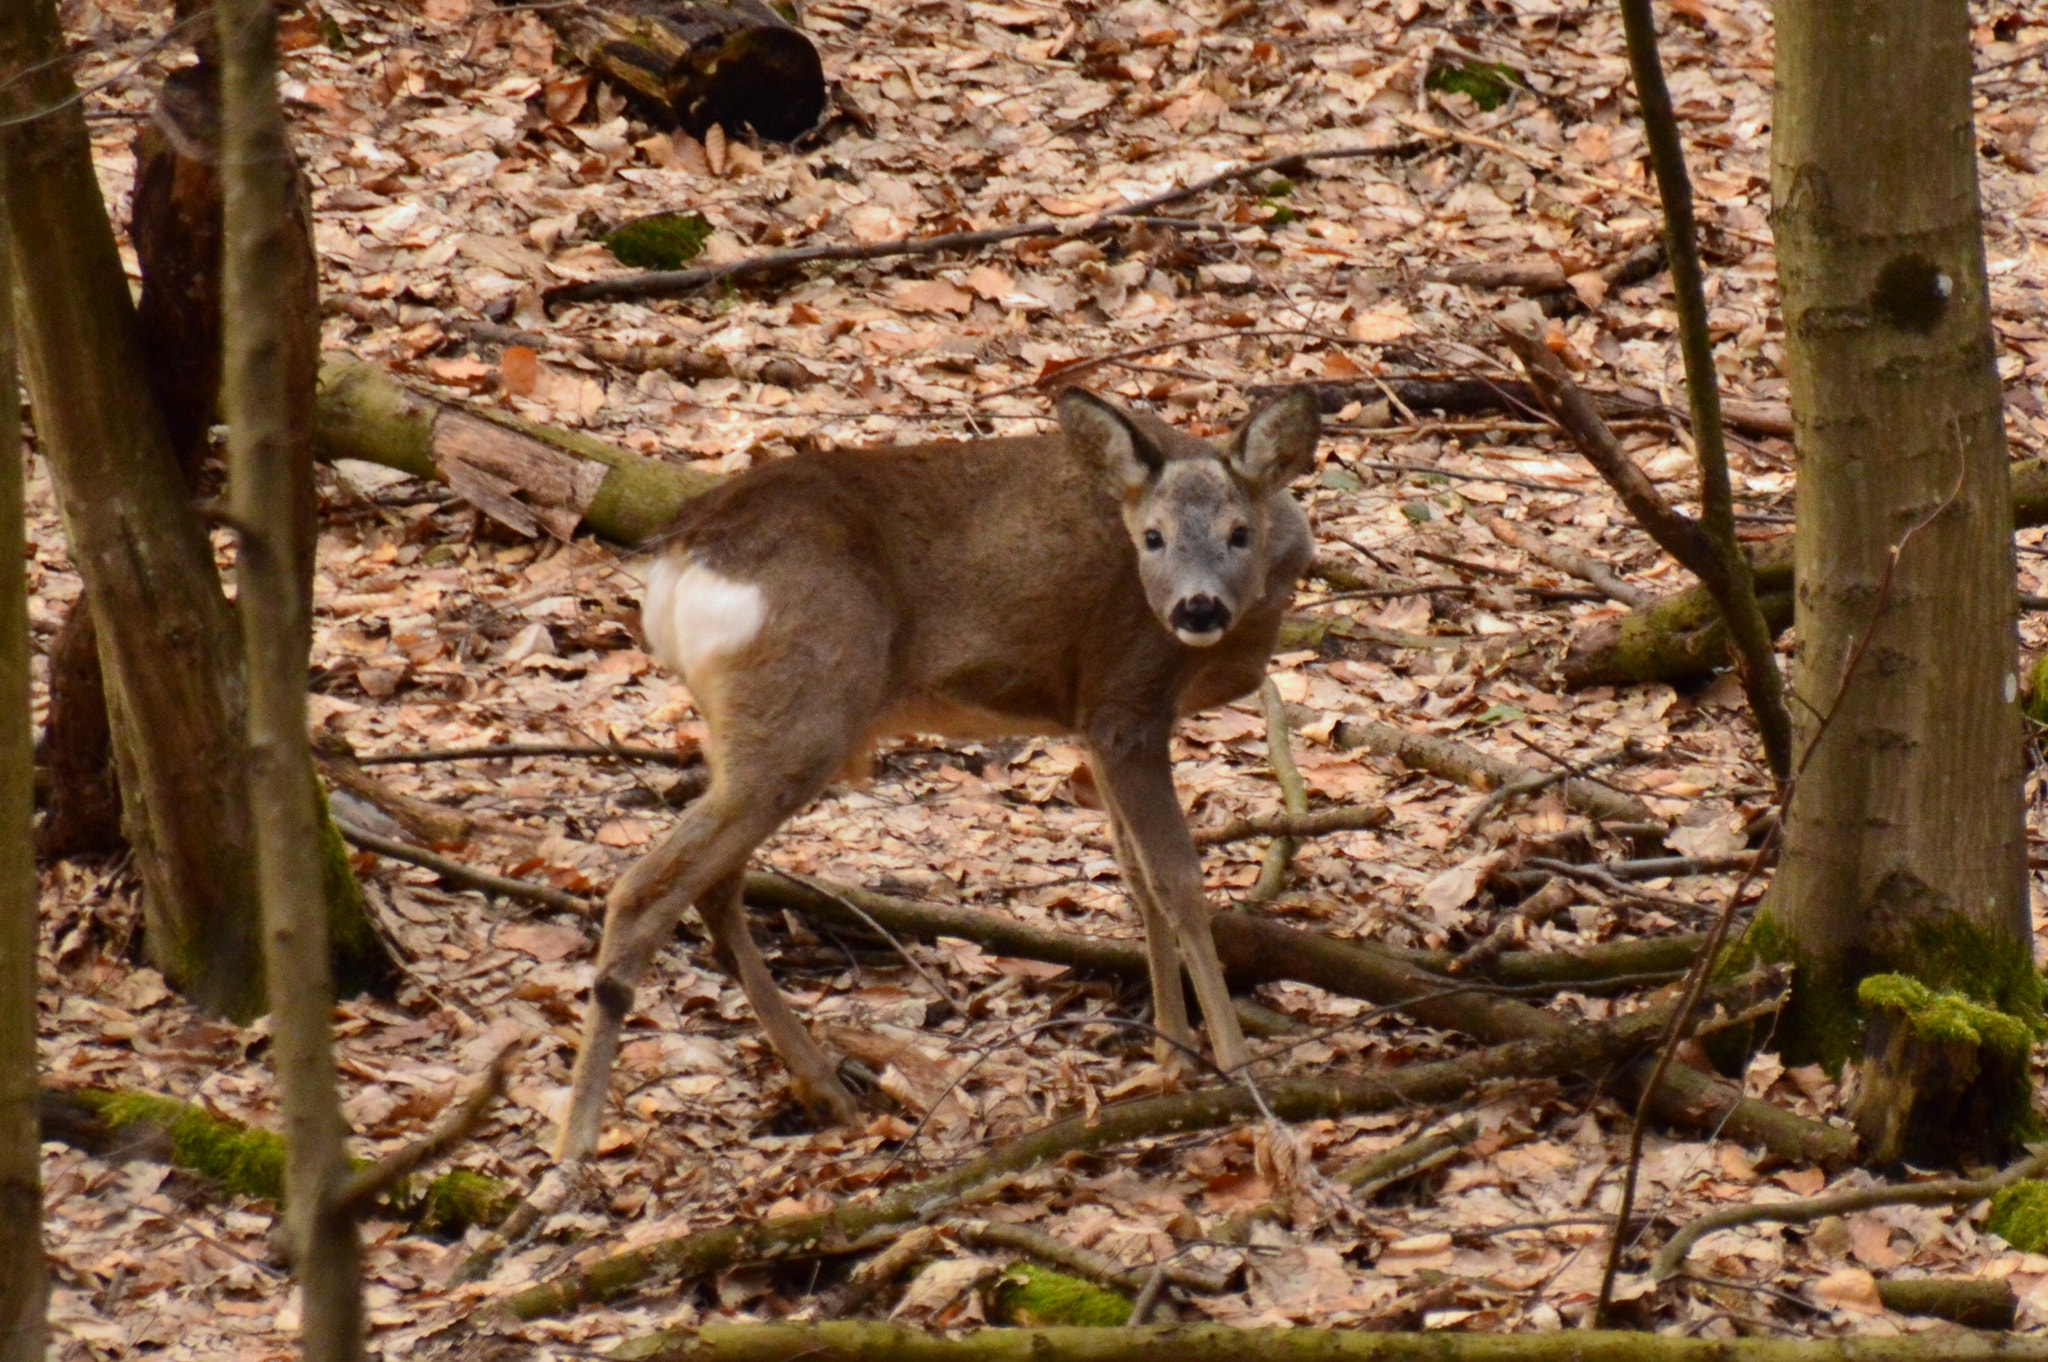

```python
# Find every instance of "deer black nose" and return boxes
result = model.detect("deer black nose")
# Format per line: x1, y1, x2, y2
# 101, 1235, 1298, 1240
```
1171, 595, 1232, 636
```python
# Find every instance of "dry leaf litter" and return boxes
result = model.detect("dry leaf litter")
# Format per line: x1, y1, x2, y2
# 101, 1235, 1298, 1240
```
26, 0, 2048, 1354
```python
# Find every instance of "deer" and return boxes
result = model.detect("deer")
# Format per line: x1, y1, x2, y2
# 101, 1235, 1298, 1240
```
554, 386, 1321, 1160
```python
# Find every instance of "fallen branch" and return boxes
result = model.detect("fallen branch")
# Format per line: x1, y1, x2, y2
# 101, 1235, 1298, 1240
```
1450, 878, 1574, 976
1338, 1117, 1481, 1196
1250, 679, 1309, 901
540, 142, 1427, 311
334, 818, 589, 917
333, 1042, 521, 1218
1653, 1145, 2048, 1282
601, 1318, 2048, 1361
314, 354, 715, 544
500, 970, 1780, 1319
1190, 804, 1391, 846
37, 1084, 518, 1233
1495, 321, 1792, 777
1324, 715, 1657, 826
1477, 509, 1650, 608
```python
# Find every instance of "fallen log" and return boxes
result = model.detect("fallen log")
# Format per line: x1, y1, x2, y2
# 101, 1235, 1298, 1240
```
499, 969, 1782, 1319
605, 1322, 2048, 1362
544, 0, 825, 141
313, 354, 715, 543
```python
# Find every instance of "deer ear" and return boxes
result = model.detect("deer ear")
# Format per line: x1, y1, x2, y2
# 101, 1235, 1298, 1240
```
1231, 388, 1321, 491
1057, 388, 1161, 494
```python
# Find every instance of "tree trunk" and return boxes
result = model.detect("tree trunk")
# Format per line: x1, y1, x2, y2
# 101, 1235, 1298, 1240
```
217, 0, 362, 1350
1762, 0, 2033, 1159
0, 191, 49, 1362
0, 0, 267, 1018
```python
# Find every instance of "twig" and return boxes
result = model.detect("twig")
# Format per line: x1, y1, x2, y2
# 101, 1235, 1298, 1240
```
1477, 509, 1650, 607
333, 1042, 522, 1218
1251, 680, 1310, 901
822, 1225, 942, 1318
1338, 1117, 1481, 1196
333, 819, 591, 917
950, 1219, 1230, 1296
1613, 0, 1793, 782
1654, 1146, 2048, 1282
1450, 879, 1573, 976
543, 142, 1426, 310
1192, 804, 1390, 846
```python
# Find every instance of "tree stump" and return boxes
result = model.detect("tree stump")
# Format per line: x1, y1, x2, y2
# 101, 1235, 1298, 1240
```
1851, 974, 2032, 1170
546, 0, 825, 142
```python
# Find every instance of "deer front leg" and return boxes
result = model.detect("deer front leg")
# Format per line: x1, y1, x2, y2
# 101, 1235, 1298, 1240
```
1089, 727, 1251, 1077
698, 871, 862, 1128
1107, 811, 1193, 1069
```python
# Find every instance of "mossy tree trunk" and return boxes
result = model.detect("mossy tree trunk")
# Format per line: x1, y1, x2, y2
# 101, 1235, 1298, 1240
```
0, 0, 268, 1017
1761, 0, 2034, 1159
0, 0, 383, 1019
0, 192, 48, 1362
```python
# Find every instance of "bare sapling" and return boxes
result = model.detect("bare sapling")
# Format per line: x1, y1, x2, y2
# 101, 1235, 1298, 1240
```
556, 387, 1322, 1159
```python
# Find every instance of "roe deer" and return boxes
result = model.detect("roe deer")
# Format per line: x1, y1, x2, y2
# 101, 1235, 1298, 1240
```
556, 387, 1321, 1159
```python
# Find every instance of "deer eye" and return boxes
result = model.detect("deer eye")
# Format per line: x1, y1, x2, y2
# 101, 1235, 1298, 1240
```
1143, 529, 1166, 551
1227, 525, 1252, 549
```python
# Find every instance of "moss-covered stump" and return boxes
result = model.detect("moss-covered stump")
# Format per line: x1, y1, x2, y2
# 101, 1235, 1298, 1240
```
1991, 1180, 2048, 1254
38, 1084, 513, 1233
987, 1266, 1130, 1328
1852, 975, 2034, 1169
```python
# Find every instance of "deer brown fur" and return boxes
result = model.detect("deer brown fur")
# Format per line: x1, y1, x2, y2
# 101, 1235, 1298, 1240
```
556, 387, 1321, 1159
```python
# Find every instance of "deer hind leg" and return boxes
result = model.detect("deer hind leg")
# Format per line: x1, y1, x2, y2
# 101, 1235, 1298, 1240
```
1108, 811, 1193, 1068
557, 707, 871, 1159
1089, 726, 1251, 1077
697, 869, 860, 1127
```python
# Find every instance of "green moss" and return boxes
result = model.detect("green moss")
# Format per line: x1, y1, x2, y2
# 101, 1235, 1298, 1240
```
986, 1264, 1130, 1327
1424, 58, 1519, 111
407, 1169, 520, 1237
1859, 973, 2034, 1056
2023, 654, 2048, 727
1731, 907, 2043, 1072
607, 213, 714, 271
76, 1087, 513, 1230
1990, 1181, 2048, 1252
86, 1092, 287, 1202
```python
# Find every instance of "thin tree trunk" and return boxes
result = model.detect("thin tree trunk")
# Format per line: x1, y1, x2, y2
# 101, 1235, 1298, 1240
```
0, 0, 265, 1019
0, 189, 49, 1362
1764, 0, 2032, 1152
217, 0, 362, 1349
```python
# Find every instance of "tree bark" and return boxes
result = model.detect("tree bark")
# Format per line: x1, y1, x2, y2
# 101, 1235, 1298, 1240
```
217, 0, 363, 1348
0, 189, 49, 1362
0, 0, 266, 1019
1763, 0, 2034, 1132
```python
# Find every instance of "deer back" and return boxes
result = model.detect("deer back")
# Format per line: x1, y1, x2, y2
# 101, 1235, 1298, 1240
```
640, 390, 1320, 744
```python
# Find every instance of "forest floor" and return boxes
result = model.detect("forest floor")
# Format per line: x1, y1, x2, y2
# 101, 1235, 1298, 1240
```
27, 0, 2048, 1355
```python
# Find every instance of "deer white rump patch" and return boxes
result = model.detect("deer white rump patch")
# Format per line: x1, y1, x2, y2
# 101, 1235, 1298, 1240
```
641, 555, 767, 680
